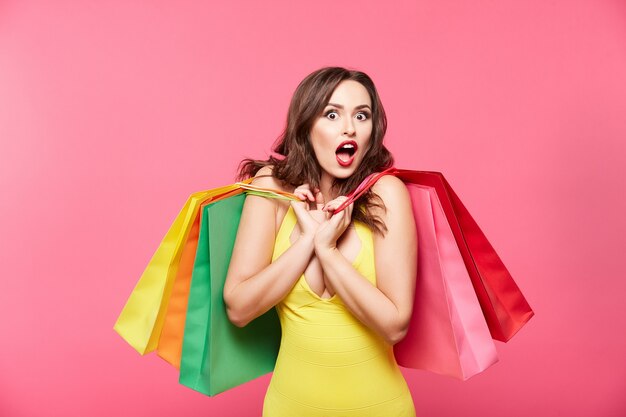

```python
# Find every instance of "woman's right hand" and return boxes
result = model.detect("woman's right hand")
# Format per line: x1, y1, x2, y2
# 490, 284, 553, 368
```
291, 184, 328, 238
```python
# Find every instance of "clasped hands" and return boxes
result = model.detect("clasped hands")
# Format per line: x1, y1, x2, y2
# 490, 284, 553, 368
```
290, 183, 354, 252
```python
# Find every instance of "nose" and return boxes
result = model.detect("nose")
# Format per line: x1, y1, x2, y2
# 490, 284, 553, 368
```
343, 117, 356, 136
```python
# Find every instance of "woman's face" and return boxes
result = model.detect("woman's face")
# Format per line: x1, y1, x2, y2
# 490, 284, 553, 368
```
309, 80, 373, 181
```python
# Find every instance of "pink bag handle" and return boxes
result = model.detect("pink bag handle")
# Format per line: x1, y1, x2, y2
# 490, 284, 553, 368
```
333, 166, 399, 213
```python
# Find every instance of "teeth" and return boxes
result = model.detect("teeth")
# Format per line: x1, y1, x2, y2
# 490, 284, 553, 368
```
342, 144, 354, 149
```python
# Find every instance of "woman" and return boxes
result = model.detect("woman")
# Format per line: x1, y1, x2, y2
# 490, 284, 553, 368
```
223, 67, 418, 416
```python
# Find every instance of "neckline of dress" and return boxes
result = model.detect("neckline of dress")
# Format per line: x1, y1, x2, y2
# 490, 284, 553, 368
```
278, 205, 366, 302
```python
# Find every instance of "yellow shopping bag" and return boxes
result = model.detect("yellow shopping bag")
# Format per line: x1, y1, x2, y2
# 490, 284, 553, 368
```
114, 181, 253, 354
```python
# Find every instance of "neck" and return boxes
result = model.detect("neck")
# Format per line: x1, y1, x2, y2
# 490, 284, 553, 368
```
319, 171, 338, 203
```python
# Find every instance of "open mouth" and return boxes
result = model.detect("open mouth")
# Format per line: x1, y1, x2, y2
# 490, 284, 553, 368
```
335, 140, 358, 167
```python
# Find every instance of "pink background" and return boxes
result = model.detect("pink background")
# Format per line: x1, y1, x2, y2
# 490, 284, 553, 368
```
1, 1, 625, 416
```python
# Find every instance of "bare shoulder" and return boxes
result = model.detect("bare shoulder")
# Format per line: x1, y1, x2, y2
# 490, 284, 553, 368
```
370, 174, 411, 214
251, 165, 291, 193
248, 165, 292, 223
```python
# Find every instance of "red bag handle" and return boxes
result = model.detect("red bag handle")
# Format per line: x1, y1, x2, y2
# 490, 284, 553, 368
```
332, 166, 399, 213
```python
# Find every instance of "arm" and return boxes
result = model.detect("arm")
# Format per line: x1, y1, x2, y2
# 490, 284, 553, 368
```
315, 175, 417, 345
223, 166, 316, 327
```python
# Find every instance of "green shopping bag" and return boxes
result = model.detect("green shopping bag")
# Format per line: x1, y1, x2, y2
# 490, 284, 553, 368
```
179, 193, 281, 396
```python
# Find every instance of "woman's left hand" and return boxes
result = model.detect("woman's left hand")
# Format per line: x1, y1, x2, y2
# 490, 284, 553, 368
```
314, 196, 353, 251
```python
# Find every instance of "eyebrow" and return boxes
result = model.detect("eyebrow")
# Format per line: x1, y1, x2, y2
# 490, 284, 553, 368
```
326, 103, 372, 110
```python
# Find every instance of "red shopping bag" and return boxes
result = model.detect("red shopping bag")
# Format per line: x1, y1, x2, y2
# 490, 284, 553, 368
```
395, 182, 498, 378
335, 168, 533, 379
337, 167, 534, 343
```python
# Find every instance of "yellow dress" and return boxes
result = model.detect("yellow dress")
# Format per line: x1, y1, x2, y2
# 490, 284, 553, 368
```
263, 206, 416, 417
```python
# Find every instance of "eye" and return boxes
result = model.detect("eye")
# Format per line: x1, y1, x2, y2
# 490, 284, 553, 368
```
324, 110, 339, 120
356, 111, 371, 121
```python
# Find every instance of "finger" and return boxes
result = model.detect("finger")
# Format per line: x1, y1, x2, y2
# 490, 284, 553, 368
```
291, 200, 311, 216
322, 201, 334, 212
339, 204, 353, 230
326, 196, 348, 204
297, 196, 310, 210
323, 196, 337, 208
294, 184, 316, 202
323, 196, 346, 213
326, 203, 342, 217
345, 202, 354, 226
296, 190, 312, 201
329, 208, 345, 227
315, 190, 325, 210
338, 199, 350, 213
346, 201, 353, 217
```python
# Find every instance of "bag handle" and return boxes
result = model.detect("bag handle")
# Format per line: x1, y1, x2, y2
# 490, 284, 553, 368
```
236, 166, 399, 209
332, 166, 399, 213
235, 182, 300, 201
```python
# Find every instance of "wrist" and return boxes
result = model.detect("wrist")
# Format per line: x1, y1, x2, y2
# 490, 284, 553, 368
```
297, 232, 316, 248
314, 242, 337, 261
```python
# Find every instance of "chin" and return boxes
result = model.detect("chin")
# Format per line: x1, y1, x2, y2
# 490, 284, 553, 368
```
322, 160, 362, 180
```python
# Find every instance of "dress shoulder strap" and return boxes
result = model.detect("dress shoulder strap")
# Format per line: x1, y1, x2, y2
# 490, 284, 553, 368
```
353, 221, 376, 285
271, 205, 297, 262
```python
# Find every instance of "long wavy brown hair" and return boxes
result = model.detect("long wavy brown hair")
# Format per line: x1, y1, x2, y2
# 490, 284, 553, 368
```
237, 66, 394, 235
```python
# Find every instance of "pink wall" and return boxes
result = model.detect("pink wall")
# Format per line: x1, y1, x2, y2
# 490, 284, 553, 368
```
1, 1, 625, 416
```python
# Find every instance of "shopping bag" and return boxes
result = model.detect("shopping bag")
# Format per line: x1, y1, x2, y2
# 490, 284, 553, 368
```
178, 193, 282, 396
156, 184, 298, 368
396, 169, 534, 342
394, 183, 498, 379
156, 197, 209, 368
337, 168, 534, 343
114, 180, 289, 356
114, 183, 249, 354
